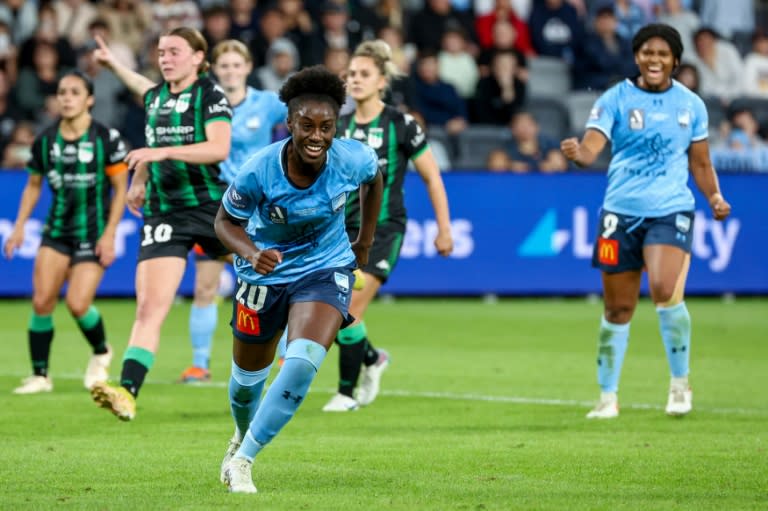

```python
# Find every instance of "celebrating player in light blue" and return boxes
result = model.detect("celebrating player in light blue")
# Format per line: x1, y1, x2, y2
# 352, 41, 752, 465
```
215, 65, 383, 493
179, 40, 287, 383
561, 24, 731, 419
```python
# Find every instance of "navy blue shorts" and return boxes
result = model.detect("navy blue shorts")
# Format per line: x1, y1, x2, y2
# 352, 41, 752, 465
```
230, 266, 357, 344
591, 209, 694, 273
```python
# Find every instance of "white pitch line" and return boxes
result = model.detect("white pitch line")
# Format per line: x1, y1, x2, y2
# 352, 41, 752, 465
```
3, 372, 767, 416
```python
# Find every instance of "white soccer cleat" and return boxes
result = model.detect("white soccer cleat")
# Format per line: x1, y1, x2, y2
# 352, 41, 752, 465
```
357, 349, 390, 406
84, 346, 112, 390
665, 384, 692, 416
322, 392, 360, 412
224, 457, 257, 494
220, 433, 242, 484
13, 375, 53, 395
586, 392, 619, 419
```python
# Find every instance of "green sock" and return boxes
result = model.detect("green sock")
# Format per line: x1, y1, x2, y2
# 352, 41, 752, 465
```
120, 346, 155, 397
75, 306, 108, 354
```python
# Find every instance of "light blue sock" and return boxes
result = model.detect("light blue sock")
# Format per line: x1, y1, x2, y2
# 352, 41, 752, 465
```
657, 302, 691, 378
189, 304, 217, 369
596, 316, 630, 393
235, 338, 327, 461
229, 361, 271, 441
277, 330, 288, 359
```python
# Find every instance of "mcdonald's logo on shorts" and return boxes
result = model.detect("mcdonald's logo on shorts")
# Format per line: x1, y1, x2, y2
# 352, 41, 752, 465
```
236, 302, 260, 336
597, 237, 619, 265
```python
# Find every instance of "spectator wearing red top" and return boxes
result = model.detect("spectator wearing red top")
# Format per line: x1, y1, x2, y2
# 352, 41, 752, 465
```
475, 0, 534, 56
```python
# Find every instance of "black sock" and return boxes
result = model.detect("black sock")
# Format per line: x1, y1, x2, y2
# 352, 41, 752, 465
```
338, 339, 366, 398
77, 317, 108, 354
363, 338, 379, 366
121, 359, 149, 397
29, 328, 54, 377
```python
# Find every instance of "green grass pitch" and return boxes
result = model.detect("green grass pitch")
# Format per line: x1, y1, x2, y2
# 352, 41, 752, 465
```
0, 297, 765, 510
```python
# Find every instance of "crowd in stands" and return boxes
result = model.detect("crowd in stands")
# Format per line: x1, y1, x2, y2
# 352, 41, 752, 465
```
1, 0, 768, 171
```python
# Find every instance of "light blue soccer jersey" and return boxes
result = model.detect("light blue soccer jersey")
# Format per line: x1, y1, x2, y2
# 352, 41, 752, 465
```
219, 87, 287, 184
222, 137, 379, 285
586, 79, 708, 217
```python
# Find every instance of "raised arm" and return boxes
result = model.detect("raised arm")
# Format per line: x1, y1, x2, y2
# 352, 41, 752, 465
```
93, 35, 157, 97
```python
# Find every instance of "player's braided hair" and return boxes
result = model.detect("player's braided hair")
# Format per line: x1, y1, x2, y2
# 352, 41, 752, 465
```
632, 23, 683, 65
279, 65, 346, 116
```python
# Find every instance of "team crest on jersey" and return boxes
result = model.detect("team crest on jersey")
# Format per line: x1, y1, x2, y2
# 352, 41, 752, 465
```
629, 109, 644, 130
175, 93, 191, 113
268, 204, 288, 224
78, 141, 94, 163
367, 127, 383, 149
332, 192, 346, 212
677, 109, 691, 127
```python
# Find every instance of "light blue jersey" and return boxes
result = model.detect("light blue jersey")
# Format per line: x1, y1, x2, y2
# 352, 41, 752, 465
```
586, 79, 708, 217
222, 138, 378, 285
219, 87, 287, 184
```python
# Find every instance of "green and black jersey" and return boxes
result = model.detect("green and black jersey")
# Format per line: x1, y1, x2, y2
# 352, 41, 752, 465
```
27, 120, 128, 240
337, 105, 429, 228
143, 74, 232, 216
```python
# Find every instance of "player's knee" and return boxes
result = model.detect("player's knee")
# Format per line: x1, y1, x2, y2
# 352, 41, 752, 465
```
65, 298, 90, 318
603, 304, 634, 324
31, 294, 57, 315
648, 278, 676, 305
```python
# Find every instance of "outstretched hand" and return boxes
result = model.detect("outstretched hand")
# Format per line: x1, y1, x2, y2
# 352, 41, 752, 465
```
92, 35, 116, 70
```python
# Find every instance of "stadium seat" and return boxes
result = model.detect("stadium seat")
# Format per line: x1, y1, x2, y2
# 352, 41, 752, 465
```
453, 124, 512, 170
524, 97, 571, 140
564, 91, 602, 136
527, 56, 572, 99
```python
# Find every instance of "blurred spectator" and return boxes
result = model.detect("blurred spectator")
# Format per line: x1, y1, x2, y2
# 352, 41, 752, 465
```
0, 21, 19, 84
486, 148, 513, 172
151, 0, 202, 34
719, 107, 766, 150
505, 111, 568, 172
278, 0, 315, 58
324, 46, 351, 78
475, 0, 532, 23
407, 0, 478, 54
249, 7, 289, 69
742, 32, 768, 99
137, 36, 161, 84
572, 5, 636, 91
15, 41, 67, 122
88, 18, 136, 71
77, 41, 126, 128
475, 0, 534, 56
0, 0, 38, 46
256, 38, 298, 93
408, 49, 467, 136
378, 25, 411, 74
1, 121, 35, 169
0, 68, 22, 158
301, 2, 363, 67
674, 62, 700, 94
611, 0, 647, 40
53, 0, 98, 50
368, 0, 411, 33
472, 49, 526, 124
529, 0, 584, 65
438, 22, 479, 99
477, 19, 529, 77
229, 0, 261, 45
201, 5, 232, 52
688, 27, 744, 102
19, 3, 77, 71
96, 0, 154, 55
698, 0, 754, 43
655, 0, 699, 61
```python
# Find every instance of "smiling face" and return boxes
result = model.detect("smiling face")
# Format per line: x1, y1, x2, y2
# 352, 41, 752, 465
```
635, 36, 677, 91
56, 75, 94, 120
158, 35, 203, 84
212, 50, 251, 93
346, 56, 386, 102
287, 98, 337, 170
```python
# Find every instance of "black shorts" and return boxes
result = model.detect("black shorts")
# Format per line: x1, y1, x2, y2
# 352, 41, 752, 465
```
41, 236, 101, 266
138, 202, 229, 262
592, 209, 695, 273
346, 223, 405, 283
230, 266, 356, 344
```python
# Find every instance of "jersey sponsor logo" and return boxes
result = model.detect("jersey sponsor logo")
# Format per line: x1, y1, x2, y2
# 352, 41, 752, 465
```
227, 186, 248, 209
332, 192, 346, 212
367, 127, 383, 149
175, 93, 191, 113
411, 131, 425, 147
268, 204, 287, 224
235, 302, 261, 336
246, 117, 261, 130
629, 109, 644, 130
78, 141, 94, 163
208, 103, 232, 115
597, 237, 619, 265
334, 271, 350, 293
47, 170, 63, 190
677, 109, 691, 127
403, 113, 415, 125
109, 128, 121, 141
